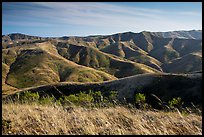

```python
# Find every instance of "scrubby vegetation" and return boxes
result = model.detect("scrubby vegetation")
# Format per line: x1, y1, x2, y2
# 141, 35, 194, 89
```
168, 97, 183, 109
4, 90, 202, 114
2, 90, 202, 135
134, 93, 148, 109
141, 75, 202, 108
2, 73, 202, 135
4, 90, 118, 108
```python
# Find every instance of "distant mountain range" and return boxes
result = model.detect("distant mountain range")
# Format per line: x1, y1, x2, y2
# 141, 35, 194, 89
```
2, 30, 202, 91
2, 30, 202, 40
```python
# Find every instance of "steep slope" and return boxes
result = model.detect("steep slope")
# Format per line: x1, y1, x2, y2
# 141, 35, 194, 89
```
2, 30, 202, 74
2, 48, 19, 92
55, 42, 160, 78
171, 38, 202, 56
2, 42, 117, 89
148, 37, 180, 63
135, 33, 202, 65
162, 53, 202, 73
100, 41, 163, 71
2, 62, 17, 92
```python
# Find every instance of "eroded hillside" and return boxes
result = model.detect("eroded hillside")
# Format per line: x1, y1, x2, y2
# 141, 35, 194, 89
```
2, 42, 117, 90
2, 30, 202, 92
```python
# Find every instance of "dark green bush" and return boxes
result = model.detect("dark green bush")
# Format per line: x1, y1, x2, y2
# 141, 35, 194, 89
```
39, 95, 56, 105
168, 97, 183, 109
77, 92, 94, 106
18, 91, 40, 103
135, 93, 148, 109
135, 93, 146, 104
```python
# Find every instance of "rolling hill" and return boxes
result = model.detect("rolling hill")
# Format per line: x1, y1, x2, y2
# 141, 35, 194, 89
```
55, 42, 160, 77
162, 52, 202, 73
55, 30, 202, 72
2, 30, 202, 92
3, 72, 202, 107
2, 42, 117, 90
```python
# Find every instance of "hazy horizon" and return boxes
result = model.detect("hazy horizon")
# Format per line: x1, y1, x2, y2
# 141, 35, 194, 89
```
2, 29, 202, 38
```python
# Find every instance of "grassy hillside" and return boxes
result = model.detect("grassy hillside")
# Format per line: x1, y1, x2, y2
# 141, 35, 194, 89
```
61, 31, 201, 73
3, 73, 202, 108
2, 31, 202, 92
171, 38, 202, 56
56, 42, 160, 78
2, 72, 202, 135
162, 53, 202, 73
2, 31, 202, 75
2, 42, 117, 90
2, 63, 17, 92
100, 41, 163, 71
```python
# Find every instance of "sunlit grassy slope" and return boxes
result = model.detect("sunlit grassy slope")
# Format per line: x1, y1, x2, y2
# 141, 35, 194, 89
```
2, 42, 117, 89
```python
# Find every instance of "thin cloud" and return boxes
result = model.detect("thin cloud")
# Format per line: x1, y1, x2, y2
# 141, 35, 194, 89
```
3, 20, 54, 27
177, 11, 201, 16
2, 2, 202, 36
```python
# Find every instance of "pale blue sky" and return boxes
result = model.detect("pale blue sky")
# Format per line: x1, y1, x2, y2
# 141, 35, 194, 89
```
2, 2, 202, 37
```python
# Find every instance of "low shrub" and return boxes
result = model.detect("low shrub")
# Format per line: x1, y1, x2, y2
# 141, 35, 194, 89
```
18, 91, 40, 104
135, 93, 148, 109
168, 97, 183, 110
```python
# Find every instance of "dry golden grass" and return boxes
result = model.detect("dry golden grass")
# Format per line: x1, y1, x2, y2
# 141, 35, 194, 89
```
2, 42, 117, 89
2, 103, 202, 135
